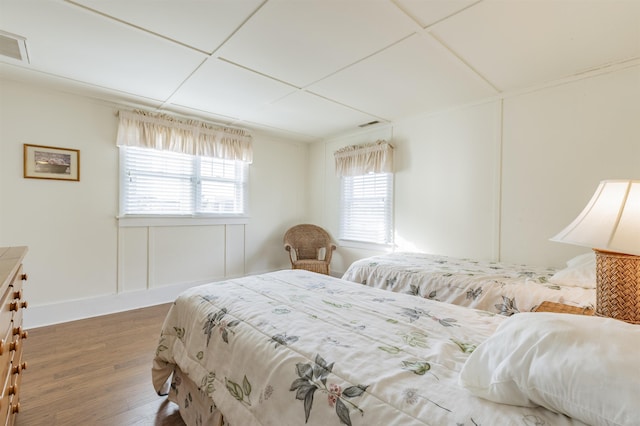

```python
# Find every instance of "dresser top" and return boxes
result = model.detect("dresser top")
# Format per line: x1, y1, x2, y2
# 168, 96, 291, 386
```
0, 246, 28, 290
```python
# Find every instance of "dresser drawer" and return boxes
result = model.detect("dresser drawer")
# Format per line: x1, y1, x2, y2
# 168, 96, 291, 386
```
7, 280, 23, 311
7, 359, 22, 426
0, 285, 13, 387
0, 364, 10, 426
7, 266, 23, 290
0, 247, 27, 426
0, 287, 12, 337
7, 269, 26, 324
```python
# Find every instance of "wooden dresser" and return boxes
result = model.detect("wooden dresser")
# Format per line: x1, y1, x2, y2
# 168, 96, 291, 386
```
0, 247, 28, 426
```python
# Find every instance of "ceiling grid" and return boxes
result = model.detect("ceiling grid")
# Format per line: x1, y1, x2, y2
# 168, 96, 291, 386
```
0, 0, 637, 141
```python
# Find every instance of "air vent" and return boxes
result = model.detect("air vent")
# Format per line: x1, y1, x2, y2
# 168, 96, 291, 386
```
358, 120, 380, 128
0, 30, 29, 63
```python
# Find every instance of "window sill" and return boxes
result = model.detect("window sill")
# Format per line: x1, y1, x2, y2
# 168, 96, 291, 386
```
338, 239, 394, 252
117, 215, 249, 227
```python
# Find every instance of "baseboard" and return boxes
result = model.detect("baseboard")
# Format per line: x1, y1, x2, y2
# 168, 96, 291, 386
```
24, 280, 211, 329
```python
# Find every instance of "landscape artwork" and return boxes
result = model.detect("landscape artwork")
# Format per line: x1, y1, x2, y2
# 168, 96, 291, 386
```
24, 144, 80, 181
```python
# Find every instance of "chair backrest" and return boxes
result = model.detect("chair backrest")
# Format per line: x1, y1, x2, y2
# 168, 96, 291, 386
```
283, 224, 333, 260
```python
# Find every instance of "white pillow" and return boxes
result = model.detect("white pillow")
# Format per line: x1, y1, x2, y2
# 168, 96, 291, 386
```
459, 312, 640, 426
289, 248, 298, 262
549, 252, 596, 288
317, 247, 326, 260
566, 252, 595, 268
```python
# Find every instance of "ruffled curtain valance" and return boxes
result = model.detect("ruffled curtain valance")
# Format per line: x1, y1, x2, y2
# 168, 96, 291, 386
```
334, 140, 394, 177
116, 110, 253, 163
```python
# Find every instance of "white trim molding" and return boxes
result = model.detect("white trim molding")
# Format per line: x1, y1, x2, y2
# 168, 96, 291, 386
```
24, 279, 206, 329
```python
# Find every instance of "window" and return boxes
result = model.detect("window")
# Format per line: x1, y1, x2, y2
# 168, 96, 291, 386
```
340, 172, 393, 245
120, 146, 248, 216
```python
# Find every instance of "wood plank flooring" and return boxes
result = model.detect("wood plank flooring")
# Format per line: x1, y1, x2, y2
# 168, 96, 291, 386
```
15, 304, 186, 426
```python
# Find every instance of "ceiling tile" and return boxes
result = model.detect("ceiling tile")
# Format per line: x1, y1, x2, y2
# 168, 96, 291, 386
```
216, 0, 417, 87
309, 34, 497, 120
431, 0, 640, 91
0, 1, 205, 101
394, 0, 478, 27
160, 103, 241, 128
0, 62, 163, 111
72, 0, 264, 53
169, 58, 297, 120
242, 91, 381, 139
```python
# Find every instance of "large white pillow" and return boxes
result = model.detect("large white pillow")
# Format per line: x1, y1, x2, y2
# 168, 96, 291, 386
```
549, 252, 596, 288
459, 312, 640, 426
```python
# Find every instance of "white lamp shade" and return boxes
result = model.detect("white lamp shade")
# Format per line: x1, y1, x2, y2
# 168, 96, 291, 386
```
551, 180, 640, 256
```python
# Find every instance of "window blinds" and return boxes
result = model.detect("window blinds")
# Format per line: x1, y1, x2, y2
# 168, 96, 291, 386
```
120, 146, 248, 216
340, 172, 393, 244
335, 140, 394, 245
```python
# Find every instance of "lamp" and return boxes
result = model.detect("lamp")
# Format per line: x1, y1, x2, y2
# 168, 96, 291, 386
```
551, 179, 640, 324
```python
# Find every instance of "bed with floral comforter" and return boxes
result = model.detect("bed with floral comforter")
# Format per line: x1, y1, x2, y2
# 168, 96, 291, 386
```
342, 252, 595, 316
152, 269, 588, 426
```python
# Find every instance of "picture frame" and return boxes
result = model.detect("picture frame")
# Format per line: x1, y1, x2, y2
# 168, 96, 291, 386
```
23, 144, 80, 181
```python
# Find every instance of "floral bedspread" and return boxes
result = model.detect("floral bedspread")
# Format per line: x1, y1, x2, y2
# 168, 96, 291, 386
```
152, 270, 586, 426
342, 252, 595, 315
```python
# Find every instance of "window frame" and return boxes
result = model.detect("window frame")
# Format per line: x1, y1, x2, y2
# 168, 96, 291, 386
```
118, 146, 249, 227
338, 171, 394, 248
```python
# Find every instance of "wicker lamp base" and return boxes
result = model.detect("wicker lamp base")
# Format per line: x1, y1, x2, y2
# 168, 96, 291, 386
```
594, 250, 640, 324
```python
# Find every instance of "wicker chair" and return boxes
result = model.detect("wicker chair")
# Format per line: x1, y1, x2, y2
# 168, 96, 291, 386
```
283, 224, 336, 275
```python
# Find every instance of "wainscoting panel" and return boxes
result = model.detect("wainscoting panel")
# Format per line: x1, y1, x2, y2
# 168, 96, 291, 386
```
225, 224, 245, 277
118, 224, 246, 292
151, 225, 226, 288
118, 227, 149, 293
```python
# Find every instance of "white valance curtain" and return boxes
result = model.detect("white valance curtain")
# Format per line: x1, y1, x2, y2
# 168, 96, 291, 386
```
116, 110, 253, 163
334, 140, 394, 176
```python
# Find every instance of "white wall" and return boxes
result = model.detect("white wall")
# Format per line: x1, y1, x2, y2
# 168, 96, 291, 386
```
0, 79, 309, 327
392, 102, 501, 260
245, 133, 309, 273
311, 65, 640, 274
501, 66, 640, 266
1, 81, 120, 308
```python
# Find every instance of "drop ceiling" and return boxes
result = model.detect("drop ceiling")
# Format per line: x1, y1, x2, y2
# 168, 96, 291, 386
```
0, 0, 638, 142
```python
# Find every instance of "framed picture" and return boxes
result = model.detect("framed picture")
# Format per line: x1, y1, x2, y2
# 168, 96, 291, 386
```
23, 144, 80, 181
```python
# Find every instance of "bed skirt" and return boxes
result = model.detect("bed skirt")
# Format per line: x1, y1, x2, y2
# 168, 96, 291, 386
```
165, 366, 225, 426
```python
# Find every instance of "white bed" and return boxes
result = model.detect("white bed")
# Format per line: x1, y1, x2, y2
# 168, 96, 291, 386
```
342, 252, 596, 315
152, 270, 637, 426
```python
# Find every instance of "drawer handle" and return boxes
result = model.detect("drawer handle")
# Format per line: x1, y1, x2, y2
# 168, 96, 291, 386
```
21, 273, 28, 281
8, 383, 18, 395
9, 301, 28, 311
9, 339, 20, 353
11, 362, 26, 374
0, 339, 3, 356
11, 361, 27, 375
11, 402, 20, 414
12, 327, 28, 339
12, 289, 22, 300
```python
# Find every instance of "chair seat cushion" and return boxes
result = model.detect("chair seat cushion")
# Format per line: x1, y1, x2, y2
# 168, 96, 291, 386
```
293, 259, 329, 274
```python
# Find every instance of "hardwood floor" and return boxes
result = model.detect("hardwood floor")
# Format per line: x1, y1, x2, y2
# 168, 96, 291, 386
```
15, 304, 186, 426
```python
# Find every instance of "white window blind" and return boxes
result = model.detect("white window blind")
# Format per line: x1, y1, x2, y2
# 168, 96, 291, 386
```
120, 146, 248, 216
340, 172, 393, 245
